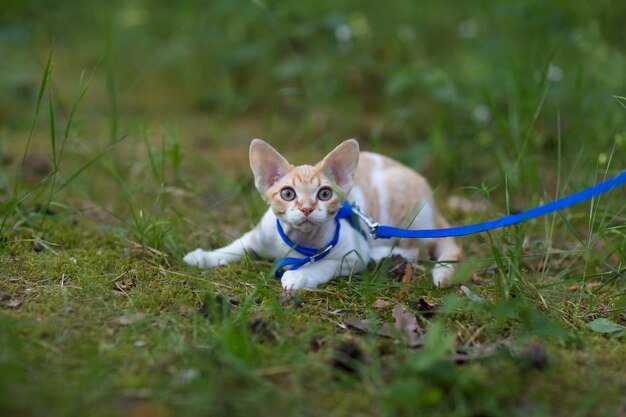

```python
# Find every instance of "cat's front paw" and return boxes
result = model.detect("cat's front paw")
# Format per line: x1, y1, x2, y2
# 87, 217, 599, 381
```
281, 270, 311, 290
183, 249, 227, 269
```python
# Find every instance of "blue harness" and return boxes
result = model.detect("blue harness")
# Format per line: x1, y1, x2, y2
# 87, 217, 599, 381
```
273, 201, 354, 278
273, 170, 626, 278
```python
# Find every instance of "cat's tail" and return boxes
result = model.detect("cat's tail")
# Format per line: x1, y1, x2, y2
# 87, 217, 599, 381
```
429, 214, 463, 287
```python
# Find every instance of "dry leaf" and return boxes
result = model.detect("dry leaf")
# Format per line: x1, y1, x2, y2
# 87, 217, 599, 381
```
343, 317, 372, 333
279, 292, 303, 308
386, 256, 411, 281
114, 278, 136, 292
409, 297, 437, 319
330, 339, 367, 375
250, 316, 279, 342
373, 299, 390, 308
390, 304, 424, 347
309, 335, 325, 352
342, 308, 495, 361
398, 263, 414, 299
3, 298, 23, 308
343, 317, 395, 338
0, 294, 23, 308
198, 293, 240, 321
343, 305, 425, 347
402, 263, 414, 283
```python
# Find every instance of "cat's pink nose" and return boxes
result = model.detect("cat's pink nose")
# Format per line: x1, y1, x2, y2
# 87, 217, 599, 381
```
299, 206, 314, 216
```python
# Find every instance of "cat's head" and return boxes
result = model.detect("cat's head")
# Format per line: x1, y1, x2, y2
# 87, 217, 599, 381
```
249, 139, 359, 232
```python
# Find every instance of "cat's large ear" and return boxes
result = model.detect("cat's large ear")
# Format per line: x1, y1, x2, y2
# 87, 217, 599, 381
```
249, 139, 293, 194
319, 139, 360, 194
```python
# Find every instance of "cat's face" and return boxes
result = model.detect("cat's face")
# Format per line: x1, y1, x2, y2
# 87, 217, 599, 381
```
250, 139, 359, 232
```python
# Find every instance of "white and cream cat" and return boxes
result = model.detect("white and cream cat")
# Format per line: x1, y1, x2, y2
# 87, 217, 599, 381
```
184, 139, 461, 290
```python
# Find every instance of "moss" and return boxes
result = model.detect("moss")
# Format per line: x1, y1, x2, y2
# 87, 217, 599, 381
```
2, 207, 625, 417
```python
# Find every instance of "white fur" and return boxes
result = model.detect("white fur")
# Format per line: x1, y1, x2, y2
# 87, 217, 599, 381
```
184, 209, 370, 290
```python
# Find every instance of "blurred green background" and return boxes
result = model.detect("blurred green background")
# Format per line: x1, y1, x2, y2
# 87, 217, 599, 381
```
2, 0, 625, 189
1, 1, 626, 417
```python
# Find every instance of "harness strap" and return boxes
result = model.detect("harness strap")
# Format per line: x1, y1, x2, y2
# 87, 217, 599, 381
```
274, 217, 341, 277
273, 201, 360, 278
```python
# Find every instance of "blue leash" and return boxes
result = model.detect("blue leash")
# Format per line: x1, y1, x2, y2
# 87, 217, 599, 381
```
371, 170, 626, 239
273, 170, 626, 277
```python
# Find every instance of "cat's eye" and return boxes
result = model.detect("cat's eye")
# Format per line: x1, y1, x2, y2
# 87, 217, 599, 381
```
280, 187, 296, 201
317, 187, 333, 201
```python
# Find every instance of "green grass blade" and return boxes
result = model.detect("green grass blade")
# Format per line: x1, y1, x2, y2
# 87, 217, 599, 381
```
53, 138, 125, 195
0, 48, 54, 234
62, 61, 101, 152
14, 169, 59, 207
613, 95, 626, 111
49, 94, 57, 165
34, 49, 54, 120
142, 120, 161, 183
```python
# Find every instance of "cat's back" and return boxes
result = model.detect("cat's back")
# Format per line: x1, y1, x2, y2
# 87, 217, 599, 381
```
350, 151, 434, 226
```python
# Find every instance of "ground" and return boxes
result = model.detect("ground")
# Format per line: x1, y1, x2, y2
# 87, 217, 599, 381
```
1, 1, 626, 416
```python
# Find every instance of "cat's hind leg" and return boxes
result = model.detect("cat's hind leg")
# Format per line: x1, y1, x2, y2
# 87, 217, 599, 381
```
427, 216, 462, 287
403, 207, 461, 287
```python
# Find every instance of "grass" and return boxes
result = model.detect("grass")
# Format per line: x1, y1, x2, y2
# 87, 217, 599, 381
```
1, 0, 626, 416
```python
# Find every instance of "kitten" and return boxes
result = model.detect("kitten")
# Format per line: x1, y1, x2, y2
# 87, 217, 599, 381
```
184, 139, 461, 290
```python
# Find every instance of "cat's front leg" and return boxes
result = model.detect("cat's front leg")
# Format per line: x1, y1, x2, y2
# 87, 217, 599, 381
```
281, 258, 343, 290
184, 231, 255, 269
